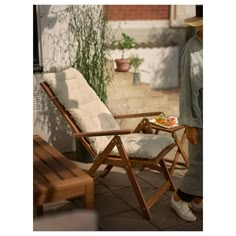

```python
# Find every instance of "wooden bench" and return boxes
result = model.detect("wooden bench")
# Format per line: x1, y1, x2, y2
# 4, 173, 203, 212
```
33, 135, 94, 216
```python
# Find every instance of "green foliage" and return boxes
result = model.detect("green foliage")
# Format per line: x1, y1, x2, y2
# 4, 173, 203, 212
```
67, 5, 113, 103
112, 33, 136, 59
129, 54, 144, 73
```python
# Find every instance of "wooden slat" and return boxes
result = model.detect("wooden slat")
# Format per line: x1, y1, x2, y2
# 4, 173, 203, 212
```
73, 129, 132, 137
113, 111, 162, 119
34, 142, 74, 180
33, 167, 50, 192
150, 123, 185, 133
35, 175, 92, 194
34, 184, 88, 206
146, 180, 170, 209
33, 154, 61, 182
33, 135, 86, 177
34, 167, 50, 185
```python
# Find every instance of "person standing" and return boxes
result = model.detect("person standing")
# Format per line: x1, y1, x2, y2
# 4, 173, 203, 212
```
170, 5, 203, 222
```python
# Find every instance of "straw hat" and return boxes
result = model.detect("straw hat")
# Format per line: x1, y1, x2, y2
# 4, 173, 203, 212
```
185, 5, 203, 27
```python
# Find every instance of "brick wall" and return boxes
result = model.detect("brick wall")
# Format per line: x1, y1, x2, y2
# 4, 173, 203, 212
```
104, 5, 170, 21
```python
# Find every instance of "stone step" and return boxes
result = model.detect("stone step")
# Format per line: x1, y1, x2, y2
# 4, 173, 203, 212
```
107, 72, 169, 99
106, 71, 180, 129
108, 72, 133, 87
107, 83, 168, 100
107, 95, 168, 113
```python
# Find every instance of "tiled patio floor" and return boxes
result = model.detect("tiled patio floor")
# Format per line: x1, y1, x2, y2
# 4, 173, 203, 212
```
33, 146, 203, 231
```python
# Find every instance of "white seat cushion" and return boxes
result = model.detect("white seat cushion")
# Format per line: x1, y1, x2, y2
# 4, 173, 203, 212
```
111, 133, 174, 159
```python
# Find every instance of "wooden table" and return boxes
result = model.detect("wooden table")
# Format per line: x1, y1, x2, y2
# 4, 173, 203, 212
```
150, 123, 189, 175
33, 135, 94, 216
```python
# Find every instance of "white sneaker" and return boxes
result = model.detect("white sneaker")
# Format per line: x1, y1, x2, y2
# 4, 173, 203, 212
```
170, 196, 197, 222
190, 200, 203, 212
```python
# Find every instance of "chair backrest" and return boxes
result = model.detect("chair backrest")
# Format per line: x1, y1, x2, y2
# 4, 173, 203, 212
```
42, 68, 120, 154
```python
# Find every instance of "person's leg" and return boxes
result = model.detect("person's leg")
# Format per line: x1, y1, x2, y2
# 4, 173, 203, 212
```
171, 128, 203, 221
176, 189, 195, 202
192, 197, 202, 204
179, 128, 203, 196
190, 197, 203, 212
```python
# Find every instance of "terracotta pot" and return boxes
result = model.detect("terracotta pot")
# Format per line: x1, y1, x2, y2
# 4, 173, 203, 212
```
115, 59, 130, 72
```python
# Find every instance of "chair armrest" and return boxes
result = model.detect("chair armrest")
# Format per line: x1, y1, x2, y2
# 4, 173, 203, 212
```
113, 111, 164, 119
72, 129, 132, 137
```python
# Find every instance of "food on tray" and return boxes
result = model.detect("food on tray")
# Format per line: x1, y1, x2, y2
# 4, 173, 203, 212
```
155, 114, 177, 126
166, 117, 176, 126
155, 115, 167, 124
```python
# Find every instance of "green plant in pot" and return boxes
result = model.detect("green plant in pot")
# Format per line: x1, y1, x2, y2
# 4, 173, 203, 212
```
112, 33, 136, 72
129, 54, 144, 84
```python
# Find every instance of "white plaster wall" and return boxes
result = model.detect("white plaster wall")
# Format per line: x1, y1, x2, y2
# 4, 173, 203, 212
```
33, 5, 75, 153
39, 5, 74, 72
108, 18, 187, 89
109, 46, 179, 88
108, 20, 187, 49
33, 73, 75, 152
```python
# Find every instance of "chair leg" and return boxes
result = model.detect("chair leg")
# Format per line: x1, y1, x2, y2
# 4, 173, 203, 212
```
146, 179, 171, 209
145, 158, 176, 209
88, 136, 118, 176
159, 159, 176, 191
171, 131, 189, 171
116, 137, 151, 220
125, 165, 152, 220
99, 165, 113, 178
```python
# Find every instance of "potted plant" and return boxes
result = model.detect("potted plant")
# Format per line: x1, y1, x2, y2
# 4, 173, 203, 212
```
112, 33, 136, 72
129, 54, 144, 84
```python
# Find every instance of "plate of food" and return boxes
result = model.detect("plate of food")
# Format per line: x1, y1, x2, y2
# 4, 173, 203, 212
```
149, 113, 178, 128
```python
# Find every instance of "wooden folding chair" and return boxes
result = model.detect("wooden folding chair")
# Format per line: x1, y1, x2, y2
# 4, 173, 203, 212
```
40, 67, 177, 220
